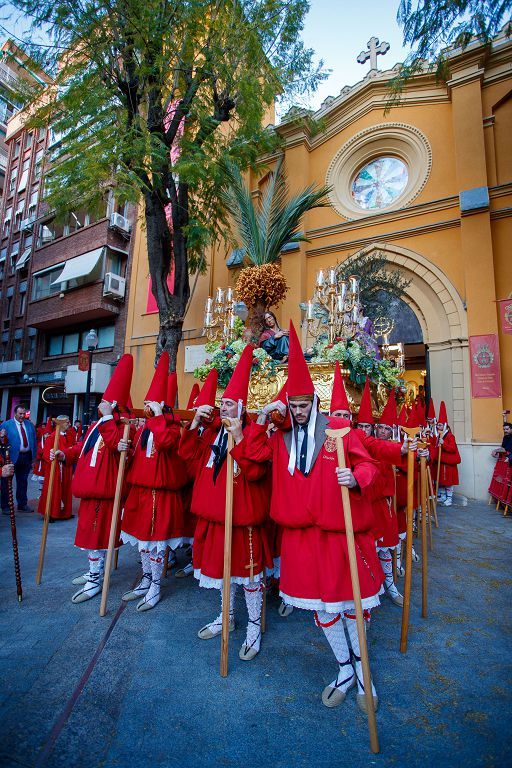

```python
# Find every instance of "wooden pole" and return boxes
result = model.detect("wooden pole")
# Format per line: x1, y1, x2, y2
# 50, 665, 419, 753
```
427, 466, 439, 528
99, 421, 131, 617
220, 429, 235, 678
400, 427, 418, 654
36, 421, 65, 585
326, 427, 379, 754
419, 451, 428, 619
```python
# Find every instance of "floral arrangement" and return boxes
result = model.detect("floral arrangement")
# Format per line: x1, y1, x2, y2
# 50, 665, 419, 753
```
235, 263, 289, 309
194, 319, 278, 388
310, 336, 402, 388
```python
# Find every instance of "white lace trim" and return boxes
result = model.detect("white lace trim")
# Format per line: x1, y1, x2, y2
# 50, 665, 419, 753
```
279, 591, 381, 614
194, 568, 264, 590
120, 531, 193, 552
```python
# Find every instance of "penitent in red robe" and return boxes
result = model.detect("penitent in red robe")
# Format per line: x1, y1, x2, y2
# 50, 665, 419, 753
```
360, 434, 405, 548
64, 415, 124, 550
121, 414, 189, 549
243, 415, 385, 613
430, 429, 461, 487
37, 430, 75, 520
179, 419, 273, 588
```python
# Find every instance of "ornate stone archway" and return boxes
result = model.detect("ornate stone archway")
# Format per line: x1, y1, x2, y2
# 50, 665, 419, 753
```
355, 242, 471, 444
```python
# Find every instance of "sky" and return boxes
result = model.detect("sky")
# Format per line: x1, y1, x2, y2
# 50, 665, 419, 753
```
0, 0, 411, 113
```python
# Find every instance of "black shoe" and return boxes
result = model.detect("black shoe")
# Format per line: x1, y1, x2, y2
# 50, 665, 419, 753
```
17, 506, 34, 513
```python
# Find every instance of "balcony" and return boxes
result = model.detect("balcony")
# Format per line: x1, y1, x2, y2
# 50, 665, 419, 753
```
0, 359, 23, 375
27, 280, 121, 331
0, 64, 18, 90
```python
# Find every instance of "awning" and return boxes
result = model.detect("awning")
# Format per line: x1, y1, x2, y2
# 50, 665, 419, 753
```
15, 247, 31, 270
51, 247, 104, 285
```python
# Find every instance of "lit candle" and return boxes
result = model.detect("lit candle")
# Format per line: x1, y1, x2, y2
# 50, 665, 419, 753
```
339, 280, 347, 301
204, 312, 213, 326
351, 304, 359, 323
307, 300, 314, 320
329, 268, 336, 286
229, 312, 236, 329
205, 297, 213, 312
316, 270, 325, 287
226, 287, 234, 303
216, 287, 225, 304
349, 275, 359, 294
336, 294, 344, 313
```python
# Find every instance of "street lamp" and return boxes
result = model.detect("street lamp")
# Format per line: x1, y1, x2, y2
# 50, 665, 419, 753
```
83, 329, 98, 430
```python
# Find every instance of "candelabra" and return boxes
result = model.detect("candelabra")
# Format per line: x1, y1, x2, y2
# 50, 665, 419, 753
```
374, 317, 405, 372
203, 286, 237, 344
307, 269, 362, 344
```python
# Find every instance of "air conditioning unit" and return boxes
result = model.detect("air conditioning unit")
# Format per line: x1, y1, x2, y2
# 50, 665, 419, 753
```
103, 271, 126, 299
109, 212, 131, 237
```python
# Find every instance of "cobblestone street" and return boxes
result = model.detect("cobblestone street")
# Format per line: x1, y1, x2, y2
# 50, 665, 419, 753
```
0, 489, 511, 768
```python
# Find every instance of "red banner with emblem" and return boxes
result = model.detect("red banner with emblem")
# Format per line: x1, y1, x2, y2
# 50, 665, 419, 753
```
498, 299, 512, 334
469, 334, 502, 398
78, 350, 89, 372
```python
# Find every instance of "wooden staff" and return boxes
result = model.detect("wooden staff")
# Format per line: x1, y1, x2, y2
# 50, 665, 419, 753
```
99, 420, 132, 617
3, 444, 22, 601
427, 466, 439, 528
326, 427, 379, 754
400, 427, 418, 654
418, 448, 428, 619
36, 419, 66, 585
220, 426, 235, 678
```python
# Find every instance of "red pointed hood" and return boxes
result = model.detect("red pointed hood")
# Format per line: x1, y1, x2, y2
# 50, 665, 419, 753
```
397, 405, 408, 428
102, 354, 133, 408
145, 352, 169, 403
330, 361, 350, 414
186, 383, 200, 409
357, 377, 374, 425
416, 402, 426, 427
166, 372, 178, 408
195, 369, 218, 408
222, 345, 254, 405
275, 378, 288, 405
407, 403, 420, 429
287, 321, 314, 398
427, 398, 436, 420
378, 389, 397, 426
438, 400, 448, 424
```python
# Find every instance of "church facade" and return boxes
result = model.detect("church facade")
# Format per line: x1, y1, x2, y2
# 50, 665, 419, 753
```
124, 28, 512, 501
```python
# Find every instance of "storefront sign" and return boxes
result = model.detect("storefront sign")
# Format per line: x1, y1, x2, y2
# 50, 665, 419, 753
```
469, 334, 502, 398
498, 299, 512, 334
42, 386, 68, 404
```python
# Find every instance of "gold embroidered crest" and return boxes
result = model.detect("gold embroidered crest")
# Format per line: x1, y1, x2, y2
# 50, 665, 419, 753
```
324, 436, 337, 454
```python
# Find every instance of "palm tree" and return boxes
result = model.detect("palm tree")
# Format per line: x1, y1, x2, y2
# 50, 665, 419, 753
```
224, 156, 331, 339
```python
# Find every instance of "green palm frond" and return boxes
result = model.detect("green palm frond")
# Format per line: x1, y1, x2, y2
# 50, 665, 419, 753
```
224, 158, 331, 266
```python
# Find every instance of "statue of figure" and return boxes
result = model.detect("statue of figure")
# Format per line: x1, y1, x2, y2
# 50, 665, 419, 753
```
259, 311, 289, 362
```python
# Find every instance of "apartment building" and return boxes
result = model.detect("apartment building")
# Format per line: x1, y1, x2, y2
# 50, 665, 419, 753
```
0, 104, 134, 424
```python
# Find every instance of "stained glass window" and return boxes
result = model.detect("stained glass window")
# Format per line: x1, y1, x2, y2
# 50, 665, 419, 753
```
351, 157, 408, 210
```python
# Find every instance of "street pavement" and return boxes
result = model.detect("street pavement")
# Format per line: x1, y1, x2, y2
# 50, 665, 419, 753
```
0, 484, 511, 768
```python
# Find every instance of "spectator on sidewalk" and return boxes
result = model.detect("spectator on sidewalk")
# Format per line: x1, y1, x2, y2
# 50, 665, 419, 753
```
1, 405, 37, 514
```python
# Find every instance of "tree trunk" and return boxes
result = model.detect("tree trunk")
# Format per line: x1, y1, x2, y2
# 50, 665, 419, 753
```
247, 301, 266, 343
144, 190, 189, 371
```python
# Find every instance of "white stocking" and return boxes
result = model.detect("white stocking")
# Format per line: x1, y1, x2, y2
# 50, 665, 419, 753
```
243, 585, 262, 652
315, 611, 354, 693
134, 548, 152, 593
344, 612, 377, 697
205, 584, 237, 634
87, 550, 104, 583
142, 549, 164, 607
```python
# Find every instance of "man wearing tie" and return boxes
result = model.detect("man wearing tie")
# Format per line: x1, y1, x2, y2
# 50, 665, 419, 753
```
1, 404, 37, 514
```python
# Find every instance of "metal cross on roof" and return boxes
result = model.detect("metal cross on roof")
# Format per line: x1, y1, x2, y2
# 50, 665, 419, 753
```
357, 36, 390, 71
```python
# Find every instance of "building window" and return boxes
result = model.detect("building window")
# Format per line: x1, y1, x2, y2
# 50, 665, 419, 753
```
351, 157, 409, 211
23, 233, 33, 251
3, 206, 12, 235
13, 140, 21, 159
32, 264, 64, 300
13, 338, 22, 360
25, 132, 33, 150
10, 241, 19, 273
8, 168, 17, 195
0, 248, 6, 280
18, 281, 27, 315
46, 324, 115, 356
26, 332, 36, 362
6, 294, 13, 319
14, 199, 25, 230
38, 222, 55, 246
37, 127, 46, 142
28, 190, 38, 218
18, 158, 30, 193
34, 149, 44, 180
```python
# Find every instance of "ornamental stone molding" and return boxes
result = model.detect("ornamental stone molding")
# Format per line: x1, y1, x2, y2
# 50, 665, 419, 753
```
326, 123, 432, 220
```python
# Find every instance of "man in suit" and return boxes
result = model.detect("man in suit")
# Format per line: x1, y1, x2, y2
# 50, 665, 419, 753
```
1, 404, 37, 514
